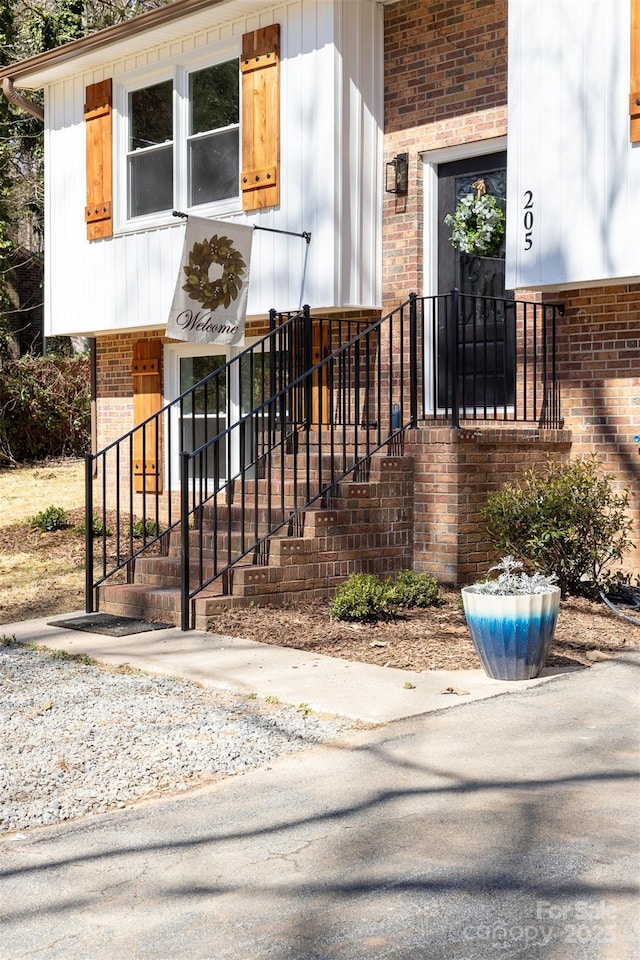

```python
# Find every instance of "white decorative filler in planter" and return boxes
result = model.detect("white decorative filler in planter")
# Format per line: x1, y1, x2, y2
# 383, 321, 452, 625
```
462, 557, 560, 681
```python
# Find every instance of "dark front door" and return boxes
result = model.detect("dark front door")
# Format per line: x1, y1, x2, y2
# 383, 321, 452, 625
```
437, 152, 514, 411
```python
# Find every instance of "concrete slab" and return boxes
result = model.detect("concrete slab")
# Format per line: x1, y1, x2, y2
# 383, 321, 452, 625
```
0, 613, 579, 723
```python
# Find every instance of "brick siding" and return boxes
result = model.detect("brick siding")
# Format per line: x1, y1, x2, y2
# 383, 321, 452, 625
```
553, 284, 640, 572
406, 426, 572, 584
383, 0, 508, 307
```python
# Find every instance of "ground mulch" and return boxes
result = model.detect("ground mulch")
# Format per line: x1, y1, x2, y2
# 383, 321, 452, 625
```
207, 591, 640, 672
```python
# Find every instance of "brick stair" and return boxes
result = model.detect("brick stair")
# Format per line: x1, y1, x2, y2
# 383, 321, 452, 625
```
97, 451, 414, 630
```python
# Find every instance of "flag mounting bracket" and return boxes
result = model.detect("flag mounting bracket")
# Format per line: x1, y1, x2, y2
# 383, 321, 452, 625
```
172, 211, 311, 244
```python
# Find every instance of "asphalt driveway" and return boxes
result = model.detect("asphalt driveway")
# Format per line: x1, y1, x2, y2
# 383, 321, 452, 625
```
1, 650, 638, 960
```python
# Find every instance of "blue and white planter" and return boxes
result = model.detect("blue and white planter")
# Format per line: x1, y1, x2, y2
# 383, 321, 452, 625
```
461, 586, 561, 681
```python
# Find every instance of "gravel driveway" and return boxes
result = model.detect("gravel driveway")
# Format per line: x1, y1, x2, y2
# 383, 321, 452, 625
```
0, 642, 353, 834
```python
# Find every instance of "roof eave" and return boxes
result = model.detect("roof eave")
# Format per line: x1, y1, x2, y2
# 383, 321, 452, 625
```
0, 0, 227, 87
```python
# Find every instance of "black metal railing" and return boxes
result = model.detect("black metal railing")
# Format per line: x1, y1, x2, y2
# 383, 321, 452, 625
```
85, 291, 562, 628
415, 292, 563, 427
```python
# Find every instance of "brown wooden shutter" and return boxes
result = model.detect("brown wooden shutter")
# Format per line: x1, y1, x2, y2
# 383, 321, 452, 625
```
132, 339, 163, 493
84, 79, 113, 239
311, 321, 330, 428
241, 25, 280, 211
631, 0, 640, 141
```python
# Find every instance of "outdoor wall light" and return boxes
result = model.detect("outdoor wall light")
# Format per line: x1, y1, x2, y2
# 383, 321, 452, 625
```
385, 153, 408, 195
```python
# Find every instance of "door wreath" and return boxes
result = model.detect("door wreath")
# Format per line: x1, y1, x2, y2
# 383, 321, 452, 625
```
444, 179, 505, 257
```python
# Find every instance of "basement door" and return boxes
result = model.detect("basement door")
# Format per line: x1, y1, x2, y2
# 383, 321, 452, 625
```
436, 151, 514, 410
166, 343, 272, 489
172, 346, 231, 487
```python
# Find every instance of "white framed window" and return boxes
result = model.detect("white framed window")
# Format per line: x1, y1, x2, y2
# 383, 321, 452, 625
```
118, 49, 241, 230
187, 60, 240, 207
127, 78, 174, 218
87, 26, 279, 240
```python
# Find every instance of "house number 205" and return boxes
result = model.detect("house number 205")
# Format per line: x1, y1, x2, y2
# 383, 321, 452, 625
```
523, 190, 534, 250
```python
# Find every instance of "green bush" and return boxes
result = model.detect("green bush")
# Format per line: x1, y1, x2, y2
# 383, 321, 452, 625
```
481, 457, 634, 597
30, 505, 71, 532
75, 515, 112, 537
392, 570, 440, 608
330, 573, 399, 622
132, 518, 159, 539
0, 353, 90, 464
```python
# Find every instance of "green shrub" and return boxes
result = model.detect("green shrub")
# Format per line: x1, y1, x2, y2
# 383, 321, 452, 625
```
481, 457, 633, 597
132, 518, 159, 539
0, 354, 90, 465
392, 570, 440, 608
330, 573, 399, 622
30, 505, 71, 532
75, 515, 112, 537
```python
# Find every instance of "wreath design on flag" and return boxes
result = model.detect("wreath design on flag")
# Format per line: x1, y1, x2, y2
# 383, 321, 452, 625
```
444, 179, 505, 257
182, 235, 247, 311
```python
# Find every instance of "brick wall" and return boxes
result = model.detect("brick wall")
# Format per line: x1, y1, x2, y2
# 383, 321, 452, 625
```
383, 0, 508, 307
406, 426, 572, 584
384, 0, 507, 135
95, 330, 157, 451
552, 284, 640, 571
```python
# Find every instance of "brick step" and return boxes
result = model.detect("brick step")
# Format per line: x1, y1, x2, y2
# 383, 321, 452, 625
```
135, 555, 217, 586
161, 522, 283, 554
136, 551, 284, 585
220, 456, 409, 506
163, 504, 343, 559
195, 502, 299, 529
252, 442, 367, 465
271, 449, 407, 482
166, 526, 293, 557
98, 562, 290, 630
98, 582, 240, 631
255, 459, 362, 482
211, 450, 403, 501
287, 426, 382, 445
227, 478, 330, 499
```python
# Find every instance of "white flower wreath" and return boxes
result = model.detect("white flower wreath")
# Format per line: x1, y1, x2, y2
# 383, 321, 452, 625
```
444, 180, 505, 257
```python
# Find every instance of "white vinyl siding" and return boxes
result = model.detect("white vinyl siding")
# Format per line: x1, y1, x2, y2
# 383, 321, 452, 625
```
507, 0, 640, 290
42, 0, 383, 338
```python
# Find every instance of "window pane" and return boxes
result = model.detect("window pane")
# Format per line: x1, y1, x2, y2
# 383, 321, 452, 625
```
189, 61, 239, 136
180, 356, 227, 415
179, 356, 228, 483
188, 129, 239, 205
130, 80, 172, 151
241, 352, 271, 415
128, 145, 173, 217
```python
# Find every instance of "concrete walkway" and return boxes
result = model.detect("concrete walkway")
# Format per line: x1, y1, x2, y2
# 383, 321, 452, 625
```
0, 615, 638, 959
2, 612, 579, 724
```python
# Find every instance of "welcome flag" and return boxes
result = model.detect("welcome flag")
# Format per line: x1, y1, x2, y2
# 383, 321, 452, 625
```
167, 216, 253, 345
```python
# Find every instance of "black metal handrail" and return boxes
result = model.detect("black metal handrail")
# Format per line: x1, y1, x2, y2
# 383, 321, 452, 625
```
85, 308, 307, 607
176, 307, 409, 627
84, 306, 372, 614
85, 291, 563, 627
